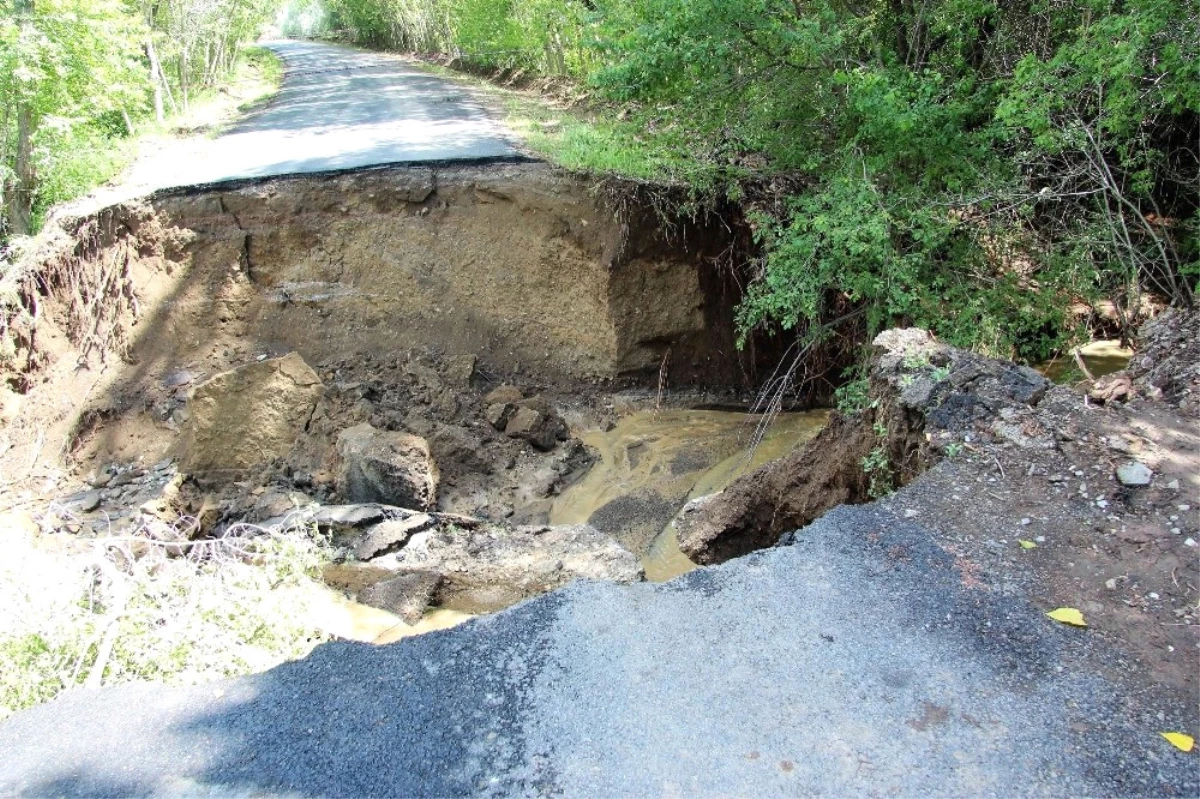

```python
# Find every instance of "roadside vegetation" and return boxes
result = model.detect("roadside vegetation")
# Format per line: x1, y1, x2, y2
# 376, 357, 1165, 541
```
0, 514, 331, 720
282, 0, 1198, 371
0, 0, 282, 238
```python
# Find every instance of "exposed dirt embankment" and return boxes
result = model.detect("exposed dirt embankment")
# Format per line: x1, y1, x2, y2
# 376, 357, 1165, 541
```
1, 161, 756, 494
151, 161, 745, 388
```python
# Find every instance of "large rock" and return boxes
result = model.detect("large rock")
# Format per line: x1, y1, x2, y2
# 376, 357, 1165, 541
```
429, 425, 494, 474
369, 523, 643, 612
336, 424, 437, 510
354, 514, 435, 560
676, 413, 874, 564
503, 397, 567, 451
357, 571, 442, 624
677, 328, 1056, 565
180, 353, 324, 474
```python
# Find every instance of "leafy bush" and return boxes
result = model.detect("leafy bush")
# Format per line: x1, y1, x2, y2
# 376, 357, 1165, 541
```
285, 0, 1197, 365
29, 124, 136, 230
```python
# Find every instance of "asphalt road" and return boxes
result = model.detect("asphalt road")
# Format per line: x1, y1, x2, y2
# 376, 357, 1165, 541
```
1, 503, 1195, 797
128, 40, 522, 190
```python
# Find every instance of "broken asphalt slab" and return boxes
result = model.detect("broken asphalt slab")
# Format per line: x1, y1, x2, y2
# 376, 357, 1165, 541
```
126, 39, 524, 191
1, 503, 1195, 797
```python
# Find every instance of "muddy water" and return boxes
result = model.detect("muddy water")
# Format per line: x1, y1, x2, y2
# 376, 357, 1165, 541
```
298, 582, 475, 644
307, 408, 827, 644
1039, 340, 1132, 384
551, 409, 829, 581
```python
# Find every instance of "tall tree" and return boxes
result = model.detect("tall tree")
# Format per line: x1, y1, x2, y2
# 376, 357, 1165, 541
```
6, 0, 34, 235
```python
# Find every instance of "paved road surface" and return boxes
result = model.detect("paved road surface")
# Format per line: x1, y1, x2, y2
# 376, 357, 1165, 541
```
127, 40, 521, 190
1, 503, 1195, 797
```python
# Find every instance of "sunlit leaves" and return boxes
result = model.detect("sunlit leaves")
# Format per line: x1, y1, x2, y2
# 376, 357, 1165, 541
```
1046, 607, 1087, 627
1161, 732, 1195, 752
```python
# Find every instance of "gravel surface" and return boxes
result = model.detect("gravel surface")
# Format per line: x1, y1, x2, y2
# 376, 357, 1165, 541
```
1, 503, 1196, 797
127, 39, 523, 190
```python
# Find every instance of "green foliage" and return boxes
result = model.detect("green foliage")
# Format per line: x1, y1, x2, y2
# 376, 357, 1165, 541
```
300, 0, 593, 76
861, 444, 893, 499
29, 124, 136, 229
833, 374, 871, 414
1, 0, 279, 238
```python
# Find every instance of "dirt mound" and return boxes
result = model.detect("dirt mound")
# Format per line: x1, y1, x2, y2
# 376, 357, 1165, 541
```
679, 326, 1199, 695
1127, 307, 1200, 415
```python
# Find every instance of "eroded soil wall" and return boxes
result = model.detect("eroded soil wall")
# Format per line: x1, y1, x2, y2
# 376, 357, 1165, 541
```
149, 162, 746, 387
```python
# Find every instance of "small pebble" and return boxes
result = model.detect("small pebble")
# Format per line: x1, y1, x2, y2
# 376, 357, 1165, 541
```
1178, 504, 1191, 511
1035, 536, 1046, 543
1148, 592, 1159, 600
257, 353, 268, 362
1020, 518, 1032, 526
1184, 538, 1196, 548
1105, 578, 1118, 590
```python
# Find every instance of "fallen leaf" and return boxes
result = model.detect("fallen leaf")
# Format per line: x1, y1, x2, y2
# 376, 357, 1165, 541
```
1046, 607, 1087, 627
1019, 539, 1037, 550
1161, 732, 1194, 752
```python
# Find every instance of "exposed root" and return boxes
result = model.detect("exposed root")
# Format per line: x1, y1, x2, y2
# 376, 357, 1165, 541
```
0, 202, 184, 391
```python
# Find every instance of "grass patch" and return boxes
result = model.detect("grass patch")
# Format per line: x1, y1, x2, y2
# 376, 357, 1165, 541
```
502, 97, 685, 182
0, 518, 332, 720
242, 45, 285, 91
412, 59, 732, 192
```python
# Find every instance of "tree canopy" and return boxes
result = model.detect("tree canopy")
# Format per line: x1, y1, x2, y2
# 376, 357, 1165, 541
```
1, 0, 279, 235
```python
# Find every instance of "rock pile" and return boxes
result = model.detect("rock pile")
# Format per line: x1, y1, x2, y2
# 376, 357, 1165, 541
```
290, 502, 644, 619
483, 385, 568, 451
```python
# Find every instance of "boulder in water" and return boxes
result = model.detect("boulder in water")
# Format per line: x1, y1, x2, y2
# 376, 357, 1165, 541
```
336, 423, 438, 510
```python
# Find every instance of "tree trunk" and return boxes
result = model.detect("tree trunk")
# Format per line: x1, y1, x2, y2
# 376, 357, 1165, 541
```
180, 46, 190, 111
146, 39, 168, 122
7, 0, 35, 236
7, 105, 34, 235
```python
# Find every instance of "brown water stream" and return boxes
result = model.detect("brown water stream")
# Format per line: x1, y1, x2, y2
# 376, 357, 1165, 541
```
1039, 340, 1133, 384
305, 341, 1127, 643
308, 408, 828, 643
550, 409, 829, 581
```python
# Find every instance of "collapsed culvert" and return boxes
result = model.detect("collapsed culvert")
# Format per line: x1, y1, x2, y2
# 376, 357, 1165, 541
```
4, 157, 1114, 644
3, 161, 857, 639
